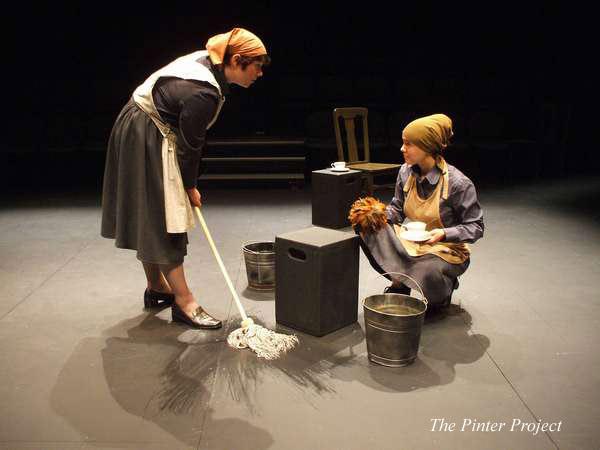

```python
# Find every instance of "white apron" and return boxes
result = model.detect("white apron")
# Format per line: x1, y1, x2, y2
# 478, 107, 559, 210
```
132, 50, 225, 233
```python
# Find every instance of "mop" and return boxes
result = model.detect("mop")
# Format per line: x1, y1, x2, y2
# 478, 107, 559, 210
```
193, 207, 298, 360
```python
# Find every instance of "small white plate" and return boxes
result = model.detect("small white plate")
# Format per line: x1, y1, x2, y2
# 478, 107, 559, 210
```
399, 230, 431, 242
330, 167, 350, 172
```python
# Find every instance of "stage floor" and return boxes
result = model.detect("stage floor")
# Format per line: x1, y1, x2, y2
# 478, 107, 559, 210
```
1, 176, 599, 450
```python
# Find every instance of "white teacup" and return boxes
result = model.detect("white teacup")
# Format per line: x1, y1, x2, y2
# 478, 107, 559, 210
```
331, 161, 346, 170
404, 221, 426, 232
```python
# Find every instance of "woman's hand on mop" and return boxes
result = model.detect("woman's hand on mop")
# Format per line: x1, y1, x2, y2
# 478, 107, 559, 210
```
186, 188, 202, 207
426, 228, 446, 244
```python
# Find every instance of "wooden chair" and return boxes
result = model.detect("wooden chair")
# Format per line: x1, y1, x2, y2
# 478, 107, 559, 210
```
333, 107, 400, 195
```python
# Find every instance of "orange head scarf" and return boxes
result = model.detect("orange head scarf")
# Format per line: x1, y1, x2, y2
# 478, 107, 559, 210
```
403, 114, 454, 156
205, 28, 267, 65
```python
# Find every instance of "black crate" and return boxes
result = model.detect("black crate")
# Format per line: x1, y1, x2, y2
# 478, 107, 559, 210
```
275, 226, 359, 336
312, 168, 362, 229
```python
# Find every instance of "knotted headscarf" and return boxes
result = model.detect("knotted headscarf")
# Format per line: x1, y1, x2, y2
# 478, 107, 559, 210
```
205, 28, 267, 65
403, 114, 454, 155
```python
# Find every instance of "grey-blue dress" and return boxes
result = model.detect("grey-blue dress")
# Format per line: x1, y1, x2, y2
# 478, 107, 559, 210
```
359, 163, 484, 305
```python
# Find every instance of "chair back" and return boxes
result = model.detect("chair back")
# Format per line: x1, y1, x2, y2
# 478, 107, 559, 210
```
333, 107, 370, 164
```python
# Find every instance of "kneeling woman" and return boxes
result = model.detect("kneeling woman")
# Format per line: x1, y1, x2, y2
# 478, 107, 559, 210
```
351, 114, 484, 309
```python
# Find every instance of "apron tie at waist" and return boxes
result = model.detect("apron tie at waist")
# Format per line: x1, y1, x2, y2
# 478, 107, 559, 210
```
165, 133, 178, 182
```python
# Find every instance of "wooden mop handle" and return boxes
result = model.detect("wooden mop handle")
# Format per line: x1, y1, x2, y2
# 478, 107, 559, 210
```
194, 207, 248, 321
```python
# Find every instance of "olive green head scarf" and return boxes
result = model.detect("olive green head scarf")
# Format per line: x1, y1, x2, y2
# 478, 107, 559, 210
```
403, 113, 453, 156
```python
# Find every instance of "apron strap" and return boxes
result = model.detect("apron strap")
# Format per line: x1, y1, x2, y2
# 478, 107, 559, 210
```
436, 157, 450, 200
403, 173, 416, 194
403, 158, 449, 199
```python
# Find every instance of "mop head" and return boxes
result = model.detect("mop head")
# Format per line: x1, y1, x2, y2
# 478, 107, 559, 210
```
227, 318, 299, 360
348, 197, 388, 234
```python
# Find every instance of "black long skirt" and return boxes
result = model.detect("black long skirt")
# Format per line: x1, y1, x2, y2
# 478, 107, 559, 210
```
358, 225, 469, 306
101, 98, 188, 264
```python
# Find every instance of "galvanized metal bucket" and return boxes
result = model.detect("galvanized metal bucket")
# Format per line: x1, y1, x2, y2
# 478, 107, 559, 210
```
242, 241, 275, 290
363, 272, 428, 367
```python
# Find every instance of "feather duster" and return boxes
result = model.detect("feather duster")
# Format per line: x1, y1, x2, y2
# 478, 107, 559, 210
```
348, 197, 388, 233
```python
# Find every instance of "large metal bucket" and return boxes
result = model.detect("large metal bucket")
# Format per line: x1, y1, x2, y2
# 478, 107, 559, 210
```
363, 273, 427, 367
243, 242, 275, 290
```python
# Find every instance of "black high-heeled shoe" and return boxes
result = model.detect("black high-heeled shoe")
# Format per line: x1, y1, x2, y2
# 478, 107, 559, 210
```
143, 289, 175, 308
171, 301, 222, 329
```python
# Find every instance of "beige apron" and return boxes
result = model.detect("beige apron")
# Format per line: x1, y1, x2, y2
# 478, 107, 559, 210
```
132, 51, 225, 233
394, 158, 470, 264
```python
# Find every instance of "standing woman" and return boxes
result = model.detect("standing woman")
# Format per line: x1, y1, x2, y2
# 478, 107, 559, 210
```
351, 114, 484, 310
101, 28, 270, 328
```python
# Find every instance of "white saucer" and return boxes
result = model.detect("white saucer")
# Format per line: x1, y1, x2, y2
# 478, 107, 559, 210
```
330, 167, 350, 172
399, 230, 431, 242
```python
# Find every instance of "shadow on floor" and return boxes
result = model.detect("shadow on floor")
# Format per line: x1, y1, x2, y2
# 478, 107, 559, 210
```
326, 307, 491, 393
50, 306, 489, 444
217, 307, 490, 410
50, 312, 274, 449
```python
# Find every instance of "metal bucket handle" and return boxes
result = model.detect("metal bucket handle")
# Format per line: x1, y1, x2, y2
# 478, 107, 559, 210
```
380, 271, 427, 305
242, 240, 275, 255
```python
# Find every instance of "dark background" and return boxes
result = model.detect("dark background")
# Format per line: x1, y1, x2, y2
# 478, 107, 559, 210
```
5, 4, 593, 191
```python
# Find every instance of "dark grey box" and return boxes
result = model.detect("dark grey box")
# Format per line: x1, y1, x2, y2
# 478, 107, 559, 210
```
275, 226, 359, 336
312, 168, 362, 229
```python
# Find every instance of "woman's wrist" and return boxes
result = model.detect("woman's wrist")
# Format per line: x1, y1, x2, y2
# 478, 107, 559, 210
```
443, 227, 459, 242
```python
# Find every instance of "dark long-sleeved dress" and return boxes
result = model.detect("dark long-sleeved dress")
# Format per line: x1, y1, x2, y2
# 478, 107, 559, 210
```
101, 57, 229, 264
